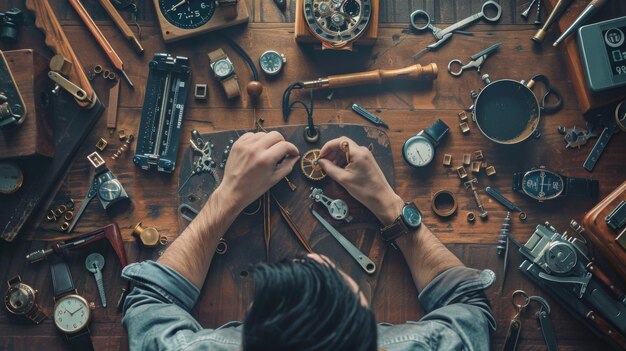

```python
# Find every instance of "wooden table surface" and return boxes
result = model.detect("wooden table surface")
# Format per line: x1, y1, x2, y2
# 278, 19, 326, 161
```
1, 0, 626, 350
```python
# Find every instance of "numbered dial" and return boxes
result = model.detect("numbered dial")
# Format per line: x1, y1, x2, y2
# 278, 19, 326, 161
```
98, 180, 122, 202
521, 169, 564, 201
310, 188, 352, 222
259, 51, 286, 76
402, 135, 435, 167
158, 0, 216, 29
53, 295, 91, 333
303, 0, 371, 46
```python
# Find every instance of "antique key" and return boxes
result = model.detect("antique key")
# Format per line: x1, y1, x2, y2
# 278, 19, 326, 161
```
85, 253, 107, 308
309, 188, 352, 222
502, 290, 530, 351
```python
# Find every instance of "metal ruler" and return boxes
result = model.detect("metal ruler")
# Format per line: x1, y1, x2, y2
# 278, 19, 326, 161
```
133, 53, 190, 173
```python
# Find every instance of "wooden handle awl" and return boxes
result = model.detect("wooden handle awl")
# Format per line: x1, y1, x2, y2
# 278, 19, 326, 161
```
25, 0, 96, 108
327, 63, 438, 89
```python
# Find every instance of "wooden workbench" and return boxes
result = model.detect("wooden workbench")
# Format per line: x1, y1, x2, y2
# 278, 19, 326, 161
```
1, 0, 625, 350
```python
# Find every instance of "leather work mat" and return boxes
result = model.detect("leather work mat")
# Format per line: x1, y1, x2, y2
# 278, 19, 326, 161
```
178, 123, 394, 302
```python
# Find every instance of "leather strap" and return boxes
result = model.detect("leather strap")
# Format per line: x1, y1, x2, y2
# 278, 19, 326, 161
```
380, 202, 413, 243
217, 0, 238, 20
537, 310, 558, 351
512, 171, 524, 192
208, 49, 241, 99
50, 259, 75, 299
25, 305, 48, 325
67, 330, 94, 351
423, 119, 450, 145
564, 176, 599, 197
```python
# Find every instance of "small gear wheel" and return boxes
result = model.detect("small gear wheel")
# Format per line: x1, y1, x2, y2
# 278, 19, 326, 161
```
300, 149, 327, 181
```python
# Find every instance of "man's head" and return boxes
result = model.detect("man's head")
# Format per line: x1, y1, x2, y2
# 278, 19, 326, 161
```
242, 255, 377, 351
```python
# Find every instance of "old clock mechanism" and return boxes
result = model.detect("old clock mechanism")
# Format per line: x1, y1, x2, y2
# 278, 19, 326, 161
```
153, 0, 249, 42
296, 0, 379, 50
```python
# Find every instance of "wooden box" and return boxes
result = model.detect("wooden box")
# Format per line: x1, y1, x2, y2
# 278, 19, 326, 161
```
294, 0, 379, 49
0, 49, 53, 160
546, 0, 626, 118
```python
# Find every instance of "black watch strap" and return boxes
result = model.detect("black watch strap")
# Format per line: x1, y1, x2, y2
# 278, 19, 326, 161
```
423, 119, 450, 145
380, 218, 409, 242
512, 172, 524, 192
67, 330, 95, 351
563, 176, 599, 197
50, 259, 75, 298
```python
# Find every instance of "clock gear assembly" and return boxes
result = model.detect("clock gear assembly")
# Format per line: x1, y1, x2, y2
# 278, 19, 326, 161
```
295, 0, 379, 50
300, 149, 327, 181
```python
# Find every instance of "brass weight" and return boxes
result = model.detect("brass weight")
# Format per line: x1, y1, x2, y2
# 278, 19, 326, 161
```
132, 222, 167, 247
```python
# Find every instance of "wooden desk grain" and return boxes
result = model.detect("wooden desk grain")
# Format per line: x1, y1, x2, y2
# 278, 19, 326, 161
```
1, 1, 625, 350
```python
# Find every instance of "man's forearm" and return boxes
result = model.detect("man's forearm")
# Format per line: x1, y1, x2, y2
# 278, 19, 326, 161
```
395, 225, 463, 292
158, 187, 242, 289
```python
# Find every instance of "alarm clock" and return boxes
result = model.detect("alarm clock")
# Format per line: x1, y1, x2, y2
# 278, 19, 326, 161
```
153, 0, 250, 43
578, 16, 626, 92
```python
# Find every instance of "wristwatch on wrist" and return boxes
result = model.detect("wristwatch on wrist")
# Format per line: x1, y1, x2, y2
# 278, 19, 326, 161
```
512, 166, 599, 202
380, 202, 422, 243
208, 49, 241, 99
4, 276, 47, 324
50, 258, 95, 351
217, 0, 238, 20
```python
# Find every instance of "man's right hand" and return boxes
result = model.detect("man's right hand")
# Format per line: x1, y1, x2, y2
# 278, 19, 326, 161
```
216, 131, 300, 214
317, 137, 404, 226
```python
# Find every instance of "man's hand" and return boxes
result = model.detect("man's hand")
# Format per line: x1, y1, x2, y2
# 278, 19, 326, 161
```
217, 131, 300, 213
318, 137, 404, 226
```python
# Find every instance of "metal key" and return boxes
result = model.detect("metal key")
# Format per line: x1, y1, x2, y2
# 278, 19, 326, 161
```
584, 113, 621, 172
85, 253, 107, 308
502, 290, 530, 351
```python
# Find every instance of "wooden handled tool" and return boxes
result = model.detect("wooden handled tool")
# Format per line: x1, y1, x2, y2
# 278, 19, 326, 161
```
301, 63, 438, 89
68, 0, 134, 87
97, 0, 144, 54
25, 0, 96, 108
532, 0, 575, 43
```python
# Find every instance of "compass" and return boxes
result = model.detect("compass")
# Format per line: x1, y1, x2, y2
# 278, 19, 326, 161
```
303, 0, 372, 49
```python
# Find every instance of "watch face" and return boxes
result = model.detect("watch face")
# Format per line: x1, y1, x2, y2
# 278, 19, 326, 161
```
402, 135, 435, 167
521, 169, 564, 201
5, 284, 35, 315
98, 180, 122, 202
259, 51, 285, 75
402, 204, 422, 228
54, 295, 91, 333
158, 0, 216, 29
304, 0, 371, 45
213, 59, 234, 78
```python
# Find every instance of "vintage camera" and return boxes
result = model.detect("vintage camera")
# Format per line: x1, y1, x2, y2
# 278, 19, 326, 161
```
0, 8, 24, 42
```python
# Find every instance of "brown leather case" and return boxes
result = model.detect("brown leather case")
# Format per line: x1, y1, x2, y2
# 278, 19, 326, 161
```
583, 181, 626, 284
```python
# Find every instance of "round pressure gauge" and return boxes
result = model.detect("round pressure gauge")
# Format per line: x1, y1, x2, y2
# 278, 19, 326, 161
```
0, 163, 23, 194
259, 51, 286, 76
402, 135, 435, 167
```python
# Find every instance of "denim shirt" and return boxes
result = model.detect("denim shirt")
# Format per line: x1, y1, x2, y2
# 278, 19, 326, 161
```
122, 261, 496, 351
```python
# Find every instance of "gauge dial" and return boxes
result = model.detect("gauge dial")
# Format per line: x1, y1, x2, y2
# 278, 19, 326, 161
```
53, 295, 91, 333
402, 135, 435, 167
98, 180, 122, 201
328, 199, 349, 220
303, 0, 371, 46
0, 163, 23, 194
158, 0, 216, 29
259, 51, 286, 76
521, 169, 564, 201
213, 60, 234, 78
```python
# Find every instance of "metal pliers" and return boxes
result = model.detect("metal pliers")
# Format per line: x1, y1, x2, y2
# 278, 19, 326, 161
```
447, 43, 501, 77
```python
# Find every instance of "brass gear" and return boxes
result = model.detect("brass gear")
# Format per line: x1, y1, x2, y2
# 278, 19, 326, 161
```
300, 149, 327, 181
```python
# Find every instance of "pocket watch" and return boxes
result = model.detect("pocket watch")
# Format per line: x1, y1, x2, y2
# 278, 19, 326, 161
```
402, 119, 449, 168
259, 50, 286, 76
303, 0, 373, 49
4, 276, 47, 324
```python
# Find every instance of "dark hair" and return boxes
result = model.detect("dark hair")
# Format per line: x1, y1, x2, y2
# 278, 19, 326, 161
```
242, 257, 377, 351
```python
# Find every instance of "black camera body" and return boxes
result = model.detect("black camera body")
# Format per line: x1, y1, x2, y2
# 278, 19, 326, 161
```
0, 8, 24, 42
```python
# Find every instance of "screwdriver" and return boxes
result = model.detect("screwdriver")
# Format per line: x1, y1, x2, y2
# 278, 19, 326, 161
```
68, 0, 134, 88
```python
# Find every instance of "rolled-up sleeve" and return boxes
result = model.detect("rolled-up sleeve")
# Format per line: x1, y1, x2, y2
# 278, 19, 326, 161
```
377, 267, 496, 351
121, 261, 206, 350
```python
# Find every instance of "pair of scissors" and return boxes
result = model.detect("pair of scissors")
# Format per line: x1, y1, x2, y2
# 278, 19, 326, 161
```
411, 0, 502, 59
448, 42, 501, 77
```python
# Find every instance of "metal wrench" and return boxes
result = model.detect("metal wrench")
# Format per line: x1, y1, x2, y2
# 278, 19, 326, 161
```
311, 209, 376, 274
